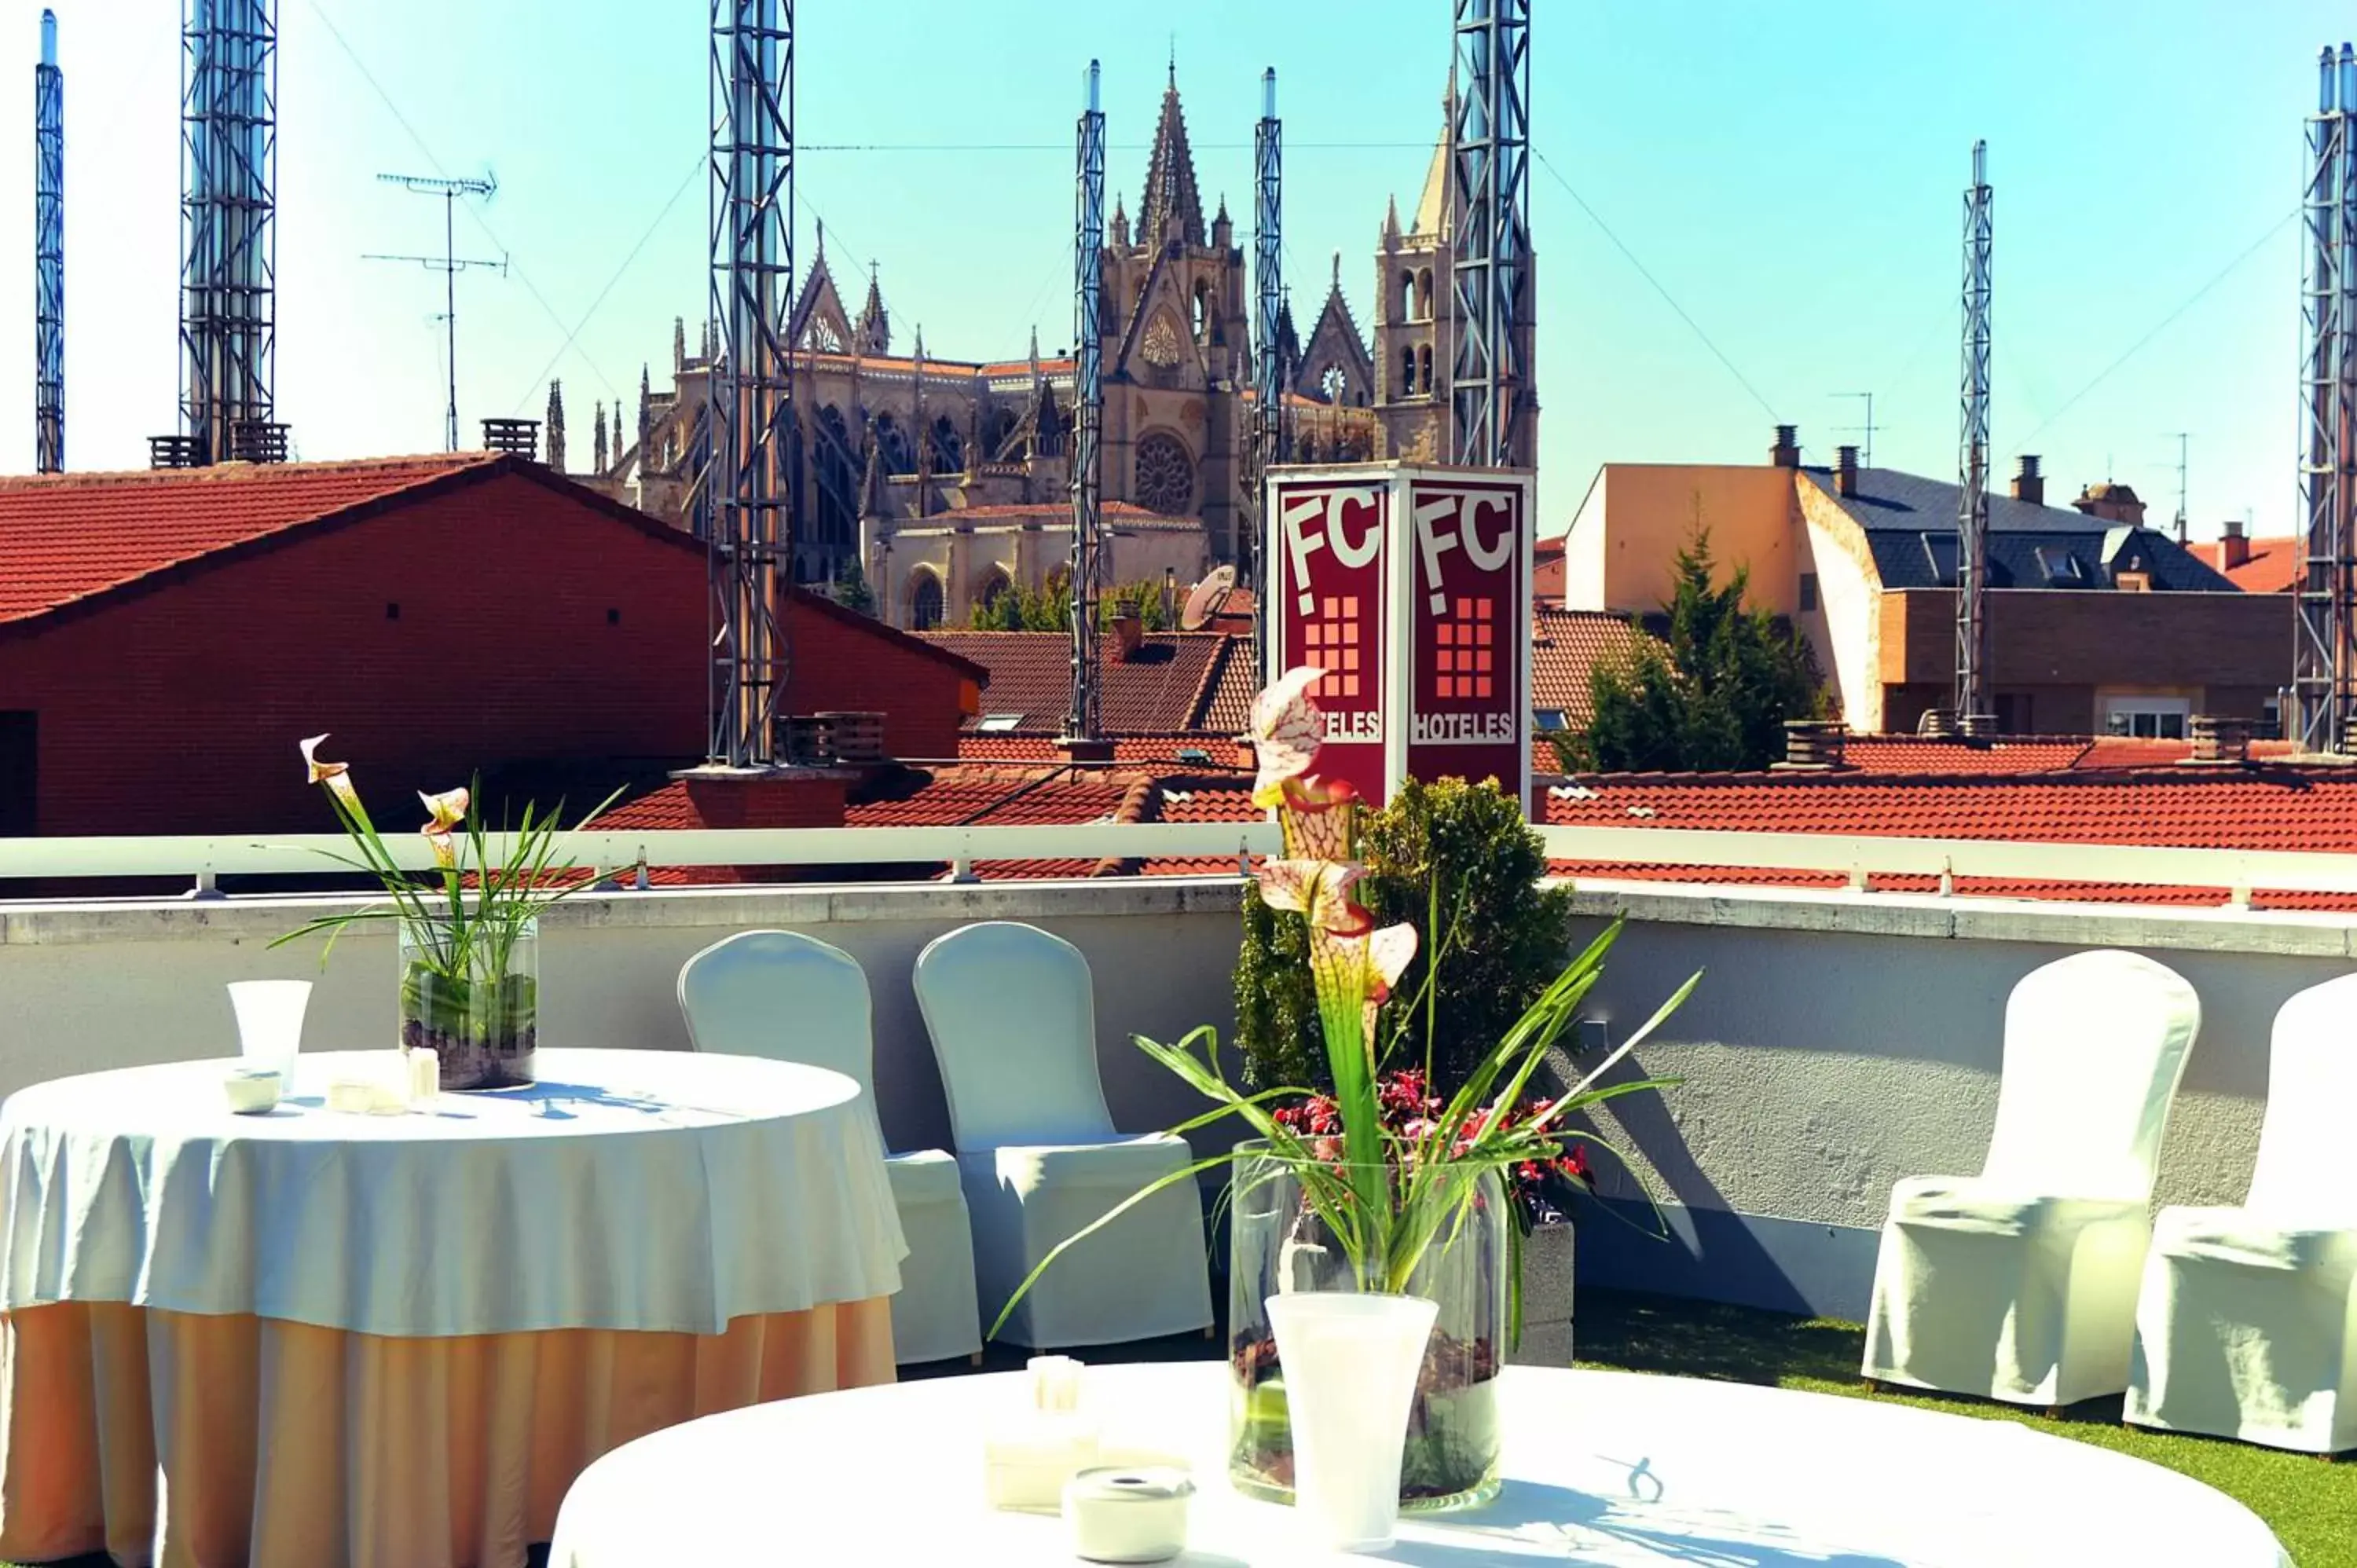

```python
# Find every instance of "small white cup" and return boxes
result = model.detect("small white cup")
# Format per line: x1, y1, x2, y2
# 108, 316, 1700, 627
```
227, 980, 311, 1088
223, 1066, 282, 1115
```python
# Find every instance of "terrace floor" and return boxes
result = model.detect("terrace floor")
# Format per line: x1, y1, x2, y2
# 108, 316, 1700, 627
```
16, 1290, 2348, 1567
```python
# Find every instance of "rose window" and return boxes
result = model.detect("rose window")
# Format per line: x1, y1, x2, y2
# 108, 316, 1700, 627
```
1134, 433, 1194, 516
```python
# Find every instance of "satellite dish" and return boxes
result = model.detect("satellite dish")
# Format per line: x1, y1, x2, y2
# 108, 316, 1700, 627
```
1179, 565, 1237, 632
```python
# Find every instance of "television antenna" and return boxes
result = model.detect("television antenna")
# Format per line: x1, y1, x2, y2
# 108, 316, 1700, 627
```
371, 170, 504, 451
1832, 390, 1878, 471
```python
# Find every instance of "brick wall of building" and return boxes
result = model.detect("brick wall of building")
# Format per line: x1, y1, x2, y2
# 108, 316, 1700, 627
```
0, 470, 973, 837
1879, 588, 2289, 731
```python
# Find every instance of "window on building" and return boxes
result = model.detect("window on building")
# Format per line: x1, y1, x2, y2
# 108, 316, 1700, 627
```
1399, 346, 1415, 397
1798, 572, 1819, 612
1416, 269, 1435, 321
2102, 695, 2191, 740
976, 714, 1025, 733
1417, 345, 1433, 396
909, 573, 944, 632
1534, 709, 1569, 732
1398, 269, 1414, 321
0, 713, 31, 835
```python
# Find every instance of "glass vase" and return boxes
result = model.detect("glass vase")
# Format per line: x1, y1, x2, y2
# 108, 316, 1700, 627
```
1227, 1140, 1507, 1514
397, 917, 538, 1090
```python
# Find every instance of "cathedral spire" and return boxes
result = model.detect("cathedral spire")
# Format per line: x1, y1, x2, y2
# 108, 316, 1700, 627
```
856, 263, 889, 356
592, 401, 608, 474
1138, 72, 1205, 247
546, 379, 566, 472
673, 317, 687, 375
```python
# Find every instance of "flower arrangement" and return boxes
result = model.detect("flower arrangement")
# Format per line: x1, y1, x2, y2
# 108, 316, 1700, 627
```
995, 663, 1695, 1314
269, 736, 618, 1090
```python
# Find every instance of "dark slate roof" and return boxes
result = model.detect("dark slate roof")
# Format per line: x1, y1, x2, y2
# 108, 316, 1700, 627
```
1800, 468, 2238, 593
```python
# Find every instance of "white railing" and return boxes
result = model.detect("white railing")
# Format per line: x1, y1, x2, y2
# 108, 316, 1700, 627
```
0, 822, 1282, 891
2, 821, 2356, 907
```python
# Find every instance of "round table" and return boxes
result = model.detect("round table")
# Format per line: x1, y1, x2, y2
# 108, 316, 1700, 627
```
0, 1048, 907, 1568
548, 1361, 2290, 1566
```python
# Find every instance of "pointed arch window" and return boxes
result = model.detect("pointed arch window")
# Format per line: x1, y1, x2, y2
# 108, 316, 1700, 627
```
1416, 268, 1435, 321
1417, 345, 1433, 396
1398, 269, 1414, 321
1400, 347, 1416, 397
909, 570, 945, 631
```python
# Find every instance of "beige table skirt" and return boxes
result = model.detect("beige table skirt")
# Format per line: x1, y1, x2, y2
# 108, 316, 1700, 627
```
0, 1297, 896, 1568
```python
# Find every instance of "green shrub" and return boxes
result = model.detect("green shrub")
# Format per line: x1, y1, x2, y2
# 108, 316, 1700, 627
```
1235, 776, 1574, 1094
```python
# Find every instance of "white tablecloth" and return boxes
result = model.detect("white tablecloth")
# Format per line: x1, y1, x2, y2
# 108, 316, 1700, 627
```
0, 1048, 906, 1337
548, 1361, 2289, 1567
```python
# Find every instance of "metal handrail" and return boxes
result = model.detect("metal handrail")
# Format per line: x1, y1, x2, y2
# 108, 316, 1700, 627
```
3, 820, 2356, 903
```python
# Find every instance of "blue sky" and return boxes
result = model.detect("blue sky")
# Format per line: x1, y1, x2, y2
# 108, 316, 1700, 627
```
0, 1, 2342, 537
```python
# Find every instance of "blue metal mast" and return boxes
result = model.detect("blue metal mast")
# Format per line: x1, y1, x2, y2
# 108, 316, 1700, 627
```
2295, 45, 2357, 753
34, 10, 61, 474
1251, 68, 1281, 584
178, 0, 280, 465
1955, 139, 1993, 736
1449, 0, 1531, 467
706, 0, 794, 766
1065, 60, 1106, 746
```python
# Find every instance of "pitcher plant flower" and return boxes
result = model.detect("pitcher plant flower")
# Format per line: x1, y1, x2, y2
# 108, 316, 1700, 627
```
992, 666, 1698, 1342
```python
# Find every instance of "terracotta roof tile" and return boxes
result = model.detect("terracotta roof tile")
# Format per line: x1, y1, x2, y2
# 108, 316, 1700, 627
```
922, 630, 1248, 734
0, 454, 493, 624
1541, 768, 2357, 854
1843, 737, 2094, 774
2185, 537, 2300, 594
1530, 608, 1656, 724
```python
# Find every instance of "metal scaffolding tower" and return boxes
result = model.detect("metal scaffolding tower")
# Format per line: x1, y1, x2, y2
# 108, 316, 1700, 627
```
34, 10, 61, 474
179, 0, 280, 466
1448, 0, 1530, 467
2295, 44, 2357, 754
1064, 60, 1107, 746
372, 171, 503, 454
706, 0, 794, 768
1249, 67, 1282, 592
1954, 139, 1994, 737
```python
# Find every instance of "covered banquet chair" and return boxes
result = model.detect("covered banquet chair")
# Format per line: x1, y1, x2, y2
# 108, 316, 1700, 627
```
1862, 949, 2201, 1407
678, 929, 982, 1365
913, 921, 1213, 1349
2125, 972, 2357, 1453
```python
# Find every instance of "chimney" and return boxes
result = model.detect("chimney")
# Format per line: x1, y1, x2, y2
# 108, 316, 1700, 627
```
1835, 445, 1860, 497
2220, 517, 2250, 570
815, 710, 887, 765
1111, 611, 1145, 661
1771, 719, 1849, 771
2183, 714, 2253, 767
2011, 454, 2044, 507
1770, 424, 1800, 469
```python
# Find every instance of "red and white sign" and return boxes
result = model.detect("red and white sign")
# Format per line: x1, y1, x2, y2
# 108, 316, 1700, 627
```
1266, 464, 1534, 812
1406, 478, 1528, 799
1270, 478, 1389, 806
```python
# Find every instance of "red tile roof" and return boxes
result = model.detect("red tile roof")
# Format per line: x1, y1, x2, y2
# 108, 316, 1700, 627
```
929, 500, 1180, 524
921, 630, 1248, 735
0, 454, 494, 625
2186, 537, 2300, 594
1843, 736, 2095, 774
953, 734, 1252, 768
1540, 767, 2357, 853
1530, 608, 1655, 724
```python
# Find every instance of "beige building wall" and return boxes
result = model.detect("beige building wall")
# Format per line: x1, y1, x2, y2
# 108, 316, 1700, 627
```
1560, 464, 1802, 616
1794, 479, 1889, 730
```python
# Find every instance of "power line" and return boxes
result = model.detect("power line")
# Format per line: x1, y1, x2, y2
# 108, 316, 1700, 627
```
306, 0, 623, 406
2010, 206, 2297, 455
1531, 145, 1781, 423
507, 152, 703, 415
800, 140, 1426, 153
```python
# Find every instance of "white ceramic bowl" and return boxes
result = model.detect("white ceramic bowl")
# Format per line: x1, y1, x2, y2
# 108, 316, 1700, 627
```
223, 1068, 282, 1115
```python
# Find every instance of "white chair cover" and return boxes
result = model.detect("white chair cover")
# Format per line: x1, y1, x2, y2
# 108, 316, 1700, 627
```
678, 930, 981, 1365
2127, 973, 2357, 1452
1863, 949, 2200, 1406
914, 922, 1213, 1349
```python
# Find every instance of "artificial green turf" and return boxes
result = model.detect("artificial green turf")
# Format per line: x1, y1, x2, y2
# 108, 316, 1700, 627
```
1572, 1288, 2357, 1568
